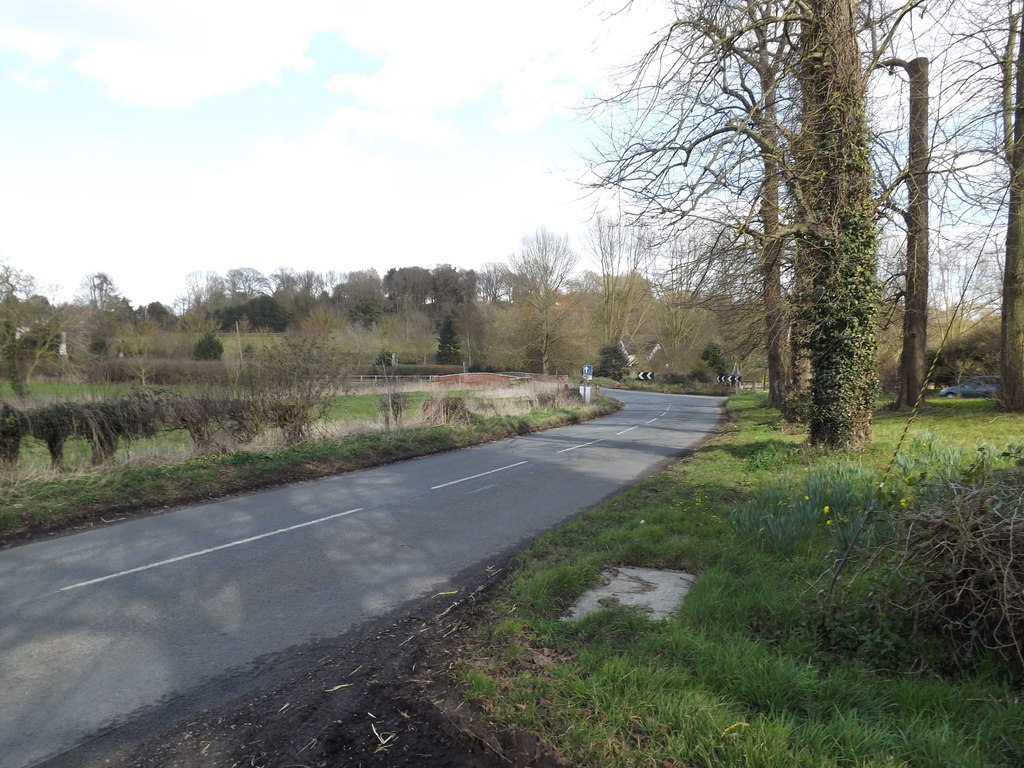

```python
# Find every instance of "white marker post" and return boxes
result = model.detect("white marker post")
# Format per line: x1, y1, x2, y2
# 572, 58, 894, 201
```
580, 364, 593, 404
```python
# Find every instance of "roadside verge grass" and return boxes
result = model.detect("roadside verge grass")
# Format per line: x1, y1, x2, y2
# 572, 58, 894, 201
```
0, 399, 616, 538
460, 394, 1024, 768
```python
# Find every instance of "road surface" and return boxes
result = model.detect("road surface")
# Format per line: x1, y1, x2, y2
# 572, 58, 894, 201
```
0, 389, 723, 767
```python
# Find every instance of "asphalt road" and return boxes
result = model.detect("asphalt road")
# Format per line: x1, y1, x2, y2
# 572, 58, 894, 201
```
0, 389, 724, 768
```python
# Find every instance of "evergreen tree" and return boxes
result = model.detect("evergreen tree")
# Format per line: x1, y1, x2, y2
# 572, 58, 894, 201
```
193, 330, 224, 361
595, 343, 630, 380
436, 315, 462, 364
700, 342, 728, 377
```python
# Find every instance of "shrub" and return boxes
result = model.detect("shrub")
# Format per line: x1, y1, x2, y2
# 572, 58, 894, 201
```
164, 393, 266, 451
21, 391, 166, 469
241, 337, 349, 444
885, 474, 1024, 677
421, 396, 473, 425
595, 343, 630, 380
688, 365, 711, 383
700, 342, 728, 377
193, 331, 224, 361
78, 358, 231, 386
660, 372, 689, 386
0, 401, 25, 468
378, 391, 406, 430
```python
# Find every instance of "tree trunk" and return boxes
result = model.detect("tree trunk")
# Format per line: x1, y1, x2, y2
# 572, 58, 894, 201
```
893, 57, 931, 411
1003, 11, 1024, 411
757, 26, 790, 409
795, 0, 880, 449
901, 57, 931, 409
1003, 169, 1024, 410
762, 154, 789, 407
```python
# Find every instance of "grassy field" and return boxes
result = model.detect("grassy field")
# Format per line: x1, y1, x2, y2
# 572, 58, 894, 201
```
458, 394, 1024, 767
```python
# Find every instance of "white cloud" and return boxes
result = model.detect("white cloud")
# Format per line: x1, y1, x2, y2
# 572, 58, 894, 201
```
8, 68, 54, 90
0, 0, 674, 305
0, 0, 342, 106
325, 106, 462, 150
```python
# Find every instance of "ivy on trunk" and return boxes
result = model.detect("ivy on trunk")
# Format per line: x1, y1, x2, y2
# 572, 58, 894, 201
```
794, 0, 880, 449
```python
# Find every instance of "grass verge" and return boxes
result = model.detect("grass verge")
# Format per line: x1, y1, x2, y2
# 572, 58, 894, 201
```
459, 394, 1024, 768
0, 399, 616, 539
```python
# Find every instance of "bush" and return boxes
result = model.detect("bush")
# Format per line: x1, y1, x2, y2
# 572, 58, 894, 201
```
595, 343, 630, 380
885, 473, 1024, 677
421, 395, 473, 425
78, 358, 231, 386
700, 342, 728, 377
193, 331, 224, 361
164, 393, 266, 451
378, 391, 406, 430
241, 337, 349, 444
660, 372, 689, 386
688, 365, 711, 383
0, 402, 25, 468
20, 391, 166, 469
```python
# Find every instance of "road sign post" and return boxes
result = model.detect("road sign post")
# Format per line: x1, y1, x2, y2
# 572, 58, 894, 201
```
580, 364, 593, 403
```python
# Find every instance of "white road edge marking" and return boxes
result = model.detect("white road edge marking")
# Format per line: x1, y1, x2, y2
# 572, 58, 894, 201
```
58, 508, 364, 592
558, 439, 601, 453
616, 426, 639, 435
430, 461, 528, 490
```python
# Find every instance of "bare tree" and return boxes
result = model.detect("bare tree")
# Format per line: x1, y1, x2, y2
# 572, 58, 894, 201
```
226, 268, 271, 301
477, 262, 515, 304
652, 233, 714, 368
584, 215, 657, 346
590, 0, 796, 405
508, 229, 581, 374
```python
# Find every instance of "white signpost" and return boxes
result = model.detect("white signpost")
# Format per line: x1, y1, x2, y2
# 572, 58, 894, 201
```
580, 364, 594, 403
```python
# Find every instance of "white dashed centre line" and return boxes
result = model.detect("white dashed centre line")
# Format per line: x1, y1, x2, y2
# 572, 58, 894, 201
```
430, 461, 528, 490
558, 439, 601, 453
59, 508, 365, 592
616, 426, 639, 435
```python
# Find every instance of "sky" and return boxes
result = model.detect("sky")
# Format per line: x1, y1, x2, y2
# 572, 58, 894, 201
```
0, 0, 672, 309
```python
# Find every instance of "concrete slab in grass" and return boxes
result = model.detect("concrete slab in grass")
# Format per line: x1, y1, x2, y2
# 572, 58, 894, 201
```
564, 566, 696, 621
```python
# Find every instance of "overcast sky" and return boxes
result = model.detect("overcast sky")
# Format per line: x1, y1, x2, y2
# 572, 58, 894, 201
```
0, 0, 670, 308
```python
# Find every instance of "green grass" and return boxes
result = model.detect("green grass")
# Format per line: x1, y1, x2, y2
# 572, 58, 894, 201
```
0, 380, 133, 401
460, 394, 1024, 767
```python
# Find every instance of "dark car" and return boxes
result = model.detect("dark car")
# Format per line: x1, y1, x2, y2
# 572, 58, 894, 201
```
938, 375, 1001, 398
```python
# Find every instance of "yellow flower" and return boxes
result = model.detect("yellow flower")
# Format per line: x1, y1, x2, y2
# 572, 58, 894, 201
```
823, 505, 830, 514
826, 520, 834, 526
899, 498, 908, 508
804, 496, 810, 501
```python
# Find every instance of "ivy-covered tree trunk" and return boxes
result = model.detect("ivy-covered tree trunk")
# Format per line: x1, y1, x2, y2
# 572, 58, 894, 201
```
794, 0, 879, 449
